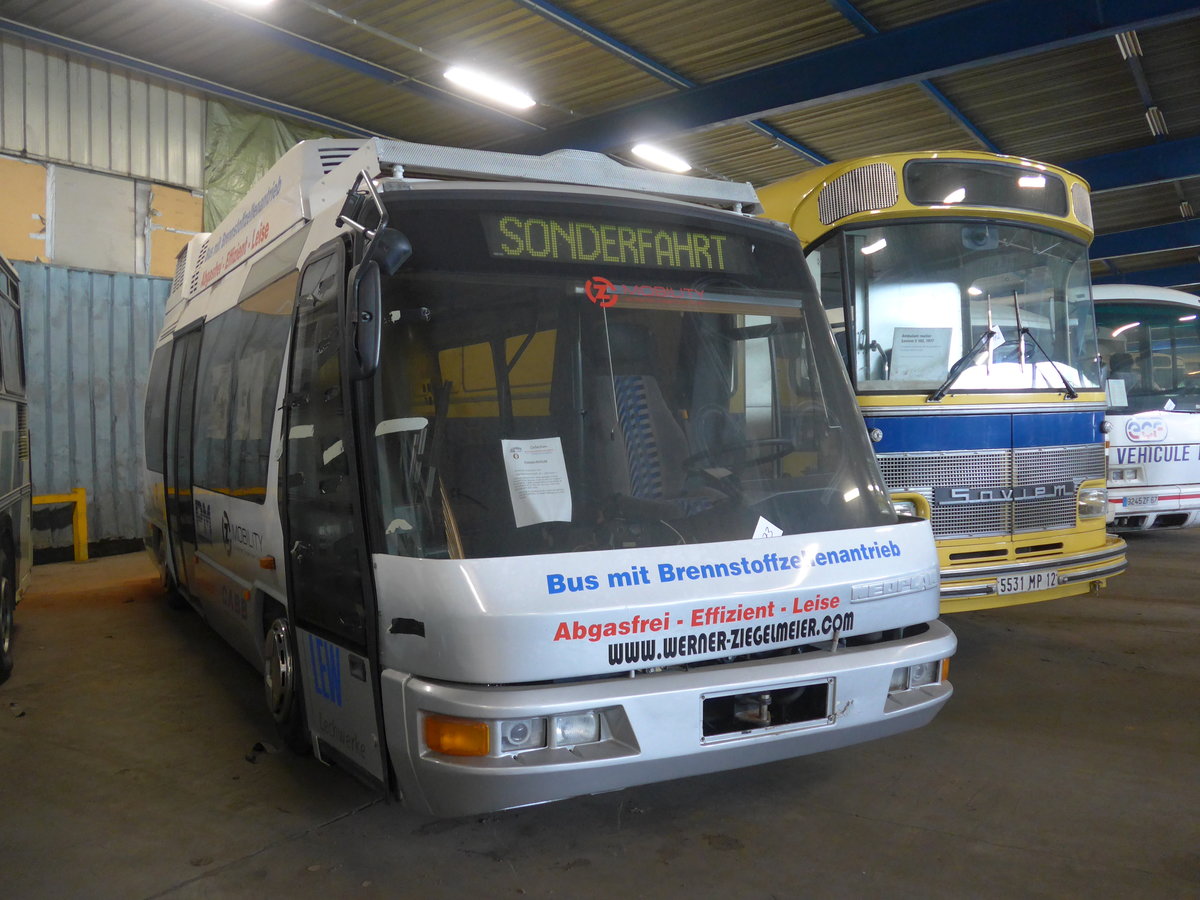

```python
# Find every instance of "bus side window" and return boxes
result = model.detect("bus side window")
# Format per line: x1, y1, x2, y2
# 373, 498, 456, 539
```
144, 349, 171, 474
0, 298, 25, 396
192, 292, 292, 503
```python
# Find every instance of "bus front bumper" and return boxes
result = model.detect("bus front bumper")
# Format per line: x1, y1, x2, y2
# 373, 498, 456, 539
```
938, 534, 1127, 612
1108, 486, 1200, 532
381, 620, 955, 817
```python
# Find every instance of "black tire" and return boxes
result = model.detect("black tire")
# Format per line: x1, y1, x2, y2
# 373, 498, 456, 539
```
262, 615, 311, 753
0, 547, 15, 684
164, 568, 189, 611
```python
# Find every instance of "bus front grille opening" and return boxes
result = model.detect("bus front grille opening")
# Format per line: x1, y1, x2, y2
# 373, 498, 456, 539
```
702, 681, 831, 739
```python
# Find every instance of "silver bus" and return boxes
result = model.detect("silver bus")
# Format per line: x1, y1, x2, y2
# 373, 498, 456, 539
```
142, 139, 955, 816
0, 254, 32, 682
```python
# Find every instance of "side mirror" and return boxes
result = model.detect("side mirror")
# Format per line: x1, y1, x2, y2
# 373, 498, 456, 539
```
348, 260, 382, 380
368, 227, 412, 275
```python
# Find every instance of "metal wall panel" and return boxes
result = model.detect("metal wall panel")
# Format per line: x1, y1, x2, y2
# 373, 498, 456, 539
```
0, 36, 205, 190
16, 262, 167, 544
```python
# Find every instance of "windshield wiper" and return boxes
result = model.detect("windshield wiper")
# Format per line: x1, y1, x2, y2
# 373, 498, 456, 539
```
1007, 289, 1077, 399
1015, 326, 1079, 399
927, 326, 998, 402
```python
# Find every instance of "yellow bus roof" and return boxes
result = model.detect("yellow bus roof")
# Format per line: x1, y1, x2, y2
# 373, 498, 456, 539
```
758, 150, 1093, 246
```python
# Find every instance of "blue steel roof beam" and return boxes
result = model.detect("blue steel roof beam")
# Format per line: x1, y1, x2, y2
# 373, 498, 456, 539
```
189, 2, 545, 133
823, 0, 1000, 153
497, 0, 1200, 155
1066, 136, 1200, 193
1092, 263, 1200, 289
0, 18, 373, 137
1091, 221, 1200, 259
508, 0, 829, 165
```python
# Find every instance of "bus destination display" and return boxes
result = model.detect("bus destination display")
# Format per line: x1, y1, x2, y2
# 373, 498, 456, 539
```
483, 213, 751, 273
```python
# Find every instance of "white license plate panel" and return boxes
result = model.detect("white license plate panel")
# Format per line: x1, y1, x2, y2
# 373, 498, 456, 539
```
996, 569, 1060, 595
1122, 494, 1158, 508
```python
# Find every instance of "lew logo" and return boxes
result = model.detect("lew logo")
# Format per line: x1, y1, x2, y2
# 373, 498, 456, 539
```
1126, 417, 1167, 442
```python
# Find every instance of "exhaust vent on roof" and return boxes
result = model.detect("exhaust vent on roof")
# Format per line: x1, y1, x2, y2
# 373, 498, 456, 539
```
318, 144, 368, 174
172, 251, 187, 294
188, 239, 210, 297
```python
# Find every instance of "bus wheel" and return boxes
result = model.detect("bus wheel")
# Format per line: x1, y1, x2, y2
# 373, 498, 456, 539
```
262, 616, 310, 753
164, 570, 188, 611
0, 554, 14, 683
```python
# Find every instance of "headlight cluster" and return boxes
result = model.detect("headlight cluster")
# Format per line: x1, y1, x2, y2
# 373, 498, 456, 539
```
1077, 487, 1108, 519
1108, 467, 1142, 484
425, 710, 604, 757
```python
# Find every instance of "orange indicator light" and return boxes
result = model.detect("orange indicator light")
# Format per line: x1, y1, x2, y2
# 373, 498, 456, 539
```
425, 716, 490, 756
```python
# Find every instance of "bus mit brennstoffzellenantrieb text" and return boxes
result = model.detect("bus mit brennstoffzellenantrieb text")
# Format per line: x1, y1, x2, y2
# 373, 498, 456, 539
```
143, 138, 954, 816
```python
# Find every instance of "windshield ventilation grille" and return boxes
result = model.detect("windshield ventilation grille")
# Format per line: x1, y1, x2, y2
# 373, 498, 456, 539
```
818, 163, 898, 225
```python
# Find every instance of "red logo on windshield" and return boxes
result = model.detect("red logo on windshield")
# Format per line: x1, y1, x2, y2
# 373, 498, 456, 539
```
585, 276, 617, 307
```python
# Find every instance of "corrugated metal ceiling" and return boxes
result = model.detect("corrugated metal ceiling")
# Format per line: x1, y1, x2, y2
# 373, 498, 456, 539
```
0, 0, 1197, 289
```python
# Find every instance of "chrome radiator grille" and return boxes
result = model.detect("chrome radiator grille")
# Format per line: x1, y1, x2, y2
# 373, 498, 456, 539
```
878, 444, 1105, 539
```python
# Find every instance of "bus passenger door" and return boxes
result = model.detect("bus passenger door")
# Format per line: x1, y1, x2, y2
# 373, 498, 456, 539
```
164, 327, 202, 596
280, 244, 387, 787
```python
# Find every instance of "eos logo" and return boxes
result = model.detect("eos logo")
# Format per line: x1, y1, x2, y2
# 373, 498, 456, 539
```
1125, 418, 1167, 442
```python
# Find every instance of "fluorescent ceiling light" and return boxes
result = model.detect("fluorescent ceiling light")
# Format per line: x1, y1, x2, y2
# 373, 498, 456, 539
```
860, 238, 887, 255
1179, 314, 1197, 322
942, 187, 966, 204
1111, 321, 1140, 337
1018, 175, 1047, 188
631, 143, 691, 173
967, 286, 983, 296
444, 66, 535, 109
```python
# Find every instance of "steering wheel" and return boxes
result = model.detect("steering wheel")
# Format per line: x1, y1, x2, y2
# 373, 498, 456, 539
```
683, 438, 795, 472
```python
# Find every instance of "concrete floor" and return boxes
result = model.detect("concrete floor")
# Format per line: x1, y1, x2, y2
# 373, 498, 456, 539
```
1, 534, 1197, 899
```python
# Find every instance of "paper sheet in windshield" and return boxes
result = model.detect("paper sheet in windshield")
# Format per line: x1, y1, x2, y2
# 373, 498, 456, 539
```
502, 437, 573, 527
890, 327, 953, 381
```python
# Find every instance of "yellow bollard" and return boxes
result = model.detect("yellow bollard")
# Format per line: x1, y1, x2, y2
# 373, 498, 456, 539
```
31, 487, 89, 561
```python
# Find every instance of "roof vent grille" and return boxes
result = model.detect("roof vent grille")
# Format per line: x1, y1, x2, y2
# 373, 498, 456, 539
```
818, 163, 898, 225
318, 144, 368, 174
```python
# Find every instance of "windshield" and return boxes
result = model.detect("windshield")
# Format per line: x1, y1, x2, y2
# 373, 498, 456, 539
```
1095, 300, 1200, 413
363, 194, 894, 560
812, 221, 1101, 394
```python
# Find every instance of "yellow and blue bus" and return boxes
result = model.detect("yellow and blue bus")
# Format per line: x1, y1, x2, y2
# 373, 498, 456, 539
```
760, 151, 1126, 612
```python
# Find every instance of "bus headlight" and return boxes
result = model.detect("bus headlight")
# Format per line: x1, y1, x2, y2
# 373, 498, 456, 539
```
553, 711, 601, 746
1078, 487, 1107, 519
500, 717, 547, 752
889, 659, 948, 694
